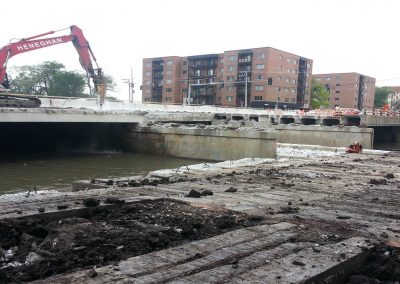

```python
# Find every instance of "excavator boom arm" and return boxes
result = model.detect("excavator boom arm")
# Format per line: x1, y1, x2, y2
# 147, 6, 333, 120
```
0, 25, 106, 105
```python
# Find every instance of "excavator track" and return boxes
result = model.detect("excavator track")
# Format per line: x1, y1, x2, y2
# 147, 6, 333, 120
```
0, 94, 41, 108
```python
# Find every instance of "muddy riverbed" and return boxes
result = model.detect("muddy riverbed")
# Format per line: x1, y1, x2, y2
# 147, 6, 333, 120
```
0, 199, 262, 283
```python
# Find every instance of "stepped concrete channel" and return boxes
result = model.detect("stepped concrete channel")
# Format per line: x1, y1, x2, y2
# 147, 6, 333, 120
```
1, 152, 399, 283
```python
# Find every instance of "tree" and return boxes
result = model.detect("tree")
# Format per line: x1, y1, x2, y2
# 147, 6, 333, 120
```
374, 86, 391, 108
9, 61, 86, 97
310, 79, 330, 109
9, 61, 116, 99
50, 71, 86, 97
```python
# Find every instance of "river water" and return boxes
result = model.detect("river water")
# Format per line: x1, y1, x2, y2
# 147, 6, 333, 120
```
0, 153, 205, 195
1, 140, 398, 195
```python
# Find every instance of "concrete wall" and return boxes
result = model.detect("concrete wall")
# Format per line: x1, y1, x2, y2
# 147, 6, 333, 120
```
123, 127, 277, 161
274, 125, 374, 148
361, 115, 400, 127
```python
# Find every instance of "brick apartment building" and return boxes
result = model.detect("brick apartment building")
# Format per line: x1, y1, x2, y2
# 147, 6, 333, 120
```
142, 47, 313, 108
313, 73, 376, 110
388, 86, 400, 109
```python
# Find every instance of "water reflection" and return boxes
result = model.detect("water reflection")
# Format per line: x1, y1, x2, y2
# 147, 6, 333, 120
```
0, 153, 204, 194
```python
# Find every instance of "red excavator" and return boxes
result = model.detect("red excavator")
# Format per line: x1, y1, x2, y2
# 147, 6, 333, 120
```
0, 25, 106, 107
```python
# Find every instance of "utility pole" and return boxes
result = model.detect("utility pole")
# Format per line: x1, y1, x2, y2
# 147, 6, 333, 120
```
188, 84, 191, 106
122, 67, 134, 103
129, 67, 134, 103
244, 71, 248, 108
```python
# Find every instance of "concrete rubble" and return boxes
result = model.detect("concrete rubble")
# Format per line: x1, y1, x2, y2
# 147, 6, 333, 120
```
0, 151, 399, 283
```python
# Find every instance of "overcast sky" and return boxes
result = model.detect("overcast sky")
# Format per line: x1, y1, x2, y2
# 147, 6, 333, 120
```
2, 0, 399, 101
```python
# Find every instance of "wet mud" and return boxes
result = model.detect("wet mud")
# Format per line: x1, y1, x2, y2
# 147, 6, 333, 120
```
0, 199, 262, 283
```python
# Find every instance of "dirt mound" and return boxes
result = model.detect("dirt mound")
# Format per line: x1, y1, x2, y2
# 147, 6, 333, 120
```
0, 199, 261, 282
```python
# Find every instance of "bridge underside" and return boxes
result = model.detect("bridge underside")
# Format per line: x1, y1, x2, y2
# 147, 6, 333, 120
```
0, 122, 133, 156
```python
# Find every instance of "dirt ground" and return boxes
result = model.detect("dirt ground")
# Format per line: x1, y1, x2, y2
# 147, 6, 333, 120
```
0, 152, 399, 283
0, 199, 261, 283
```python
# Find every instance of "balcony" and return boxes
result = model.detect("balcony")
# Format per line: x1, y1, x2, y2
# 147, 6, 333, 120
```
238, 57, 251, 64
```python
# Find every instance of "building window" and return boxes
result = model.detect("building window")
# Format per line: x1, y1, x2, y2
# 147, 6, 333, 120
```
256, 64, 265, 70
307, 63, 311, 68
226, 96, 233, 101
287, 58, 292, 63
279, 55, 283, 60
285, 78, 290, 83
195, 70, 201, 76
277, 76, 281, 81
326, 77, 331, 81
182, 61, 187, 66
144, 98, 151, 102
165, 88, 172, 92
220, 58, 224, 63
182, 88, 187, 95
207, 69, 214, 76
291, 79, 296, 84
228, 55, 237, 62
267, 77, 272, 85
255, 85, 264, 91
254, 96, 263, 100
335, 97, 340, 101
306, 82, 309, 87
255, 74, 264, 80
256, 53, 265, 59
279, 66, 283, 71
226, 86, 234, 91
227, 76, 235, 81
145, 63, 151, 67
165, 97, 172, 101
182, 70, 187, 75
166, 60, 173, 66
291, 98, 296, 103
220, 68, 224, 73
285, 98, 289, 102
287, 68, 291, 73
306, 73, 310, 77
293, 59, 297, 64
291, 89, 295, 93
144, 89, 150, 94
145, 71, 151, 76
227, 66, 235, 72
335, 75, 341, 80
292, 69, 297, 74
316, 78, 321, 81
165, 79, 172, 84
284, 88, 289, 93
335, 90, 340, 93
144, 80, 151, 85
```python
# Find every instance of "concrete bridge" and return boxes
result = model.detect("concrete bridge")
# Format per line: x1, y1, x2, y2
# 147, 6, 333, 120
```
0, 97, 399, 156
